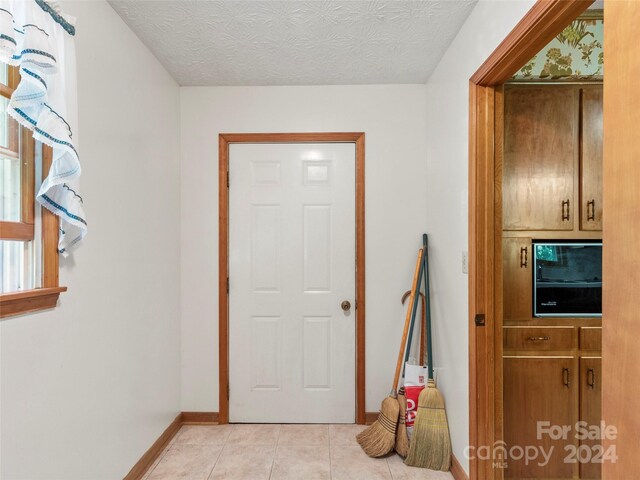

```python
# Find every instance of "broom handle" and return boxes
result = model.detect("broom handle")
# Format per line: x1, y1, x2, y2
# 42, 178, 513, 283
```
400, 291, 425, 367
402, 258, 424, 377
423, 234, 434, 380
392, 248, 423, 394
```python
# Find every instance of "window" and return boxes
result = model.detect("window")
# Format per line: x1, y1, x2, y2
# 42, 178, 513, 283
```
0, 65, 66, 318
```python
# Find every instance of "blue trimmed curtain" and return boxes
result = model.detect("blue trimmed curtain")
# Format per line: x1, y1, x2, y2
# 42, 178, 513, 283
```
0, 0, 85, 254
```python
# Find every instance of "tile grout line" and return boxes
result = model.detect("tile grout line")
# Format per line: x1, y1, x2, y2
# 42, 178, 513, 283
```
204, 442, 226, 480
267, 424, 282, 480
386, 454, 395, 480
142, 450, 163, 480
328, 425, 333, 480
206, 424, 233, 480
143, 427, 179, 480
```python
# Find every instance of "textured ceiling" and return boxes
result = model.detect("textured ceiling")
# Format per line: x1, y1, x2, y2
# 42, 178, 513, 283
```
108, 0, 477, 86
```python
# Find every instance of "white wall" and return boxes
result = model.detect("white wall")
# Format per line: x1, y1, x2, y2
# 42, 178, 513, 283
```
424, 0, 535, 473
0, 1, 181, 479
0, 0, 538, 476
180, 85, 429, 414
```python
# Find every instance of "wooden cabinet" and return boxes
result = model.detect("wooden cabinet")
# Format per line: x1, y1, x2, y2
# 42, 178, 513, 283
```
502, 84, 603, 479
503, 237, 532, 321
579, 357, 602, 479
503, 327, 602, 480
503, 85, 603, 234
579, 327, 602, 352
580, 87, 603, 231
503, 87, 578, 231
504, 326, 577, 351
504, 356, 579, 479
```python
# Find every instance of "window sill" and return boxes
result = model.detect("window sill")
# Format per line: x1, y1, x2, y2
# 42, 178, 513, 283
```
0, 287, 67, 318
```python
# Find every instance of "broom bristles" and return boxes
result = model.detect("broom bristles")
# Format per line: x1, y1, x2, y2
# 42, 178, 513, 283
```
404, 381, 452, 471
395, 388, 409, 457
356, 395, 399, 457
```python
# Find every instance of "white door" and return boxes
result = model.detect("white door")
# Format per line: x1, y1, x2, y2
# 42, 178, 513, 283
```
228, 142, 356, 423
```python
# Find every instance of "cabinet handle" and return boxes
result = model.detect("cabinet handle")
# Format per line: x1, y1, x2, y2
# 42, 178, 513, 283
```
526, 336, 551, 342
587, 199, 596, 221
587, 368, 596, 389
520, 246, 528, 268
563, 367, 570, 388
562, 199, 571, 221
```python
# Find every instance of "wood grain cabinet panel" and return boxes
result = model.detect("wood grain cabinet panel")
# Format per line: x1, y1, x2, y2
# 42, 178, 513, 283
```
503, 237, 533, 321
504, 356, 579, 479
579, 357, 602, 479
502, 84, 603, 480
580, 87, 603, 231
579, 327, 602, 352
503, 87, 578, 231
504, 326, 576, 351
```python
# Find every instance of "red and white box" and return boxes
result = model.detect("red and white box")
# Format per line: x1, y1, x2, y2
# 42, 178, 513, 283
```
404, 364, 428, 440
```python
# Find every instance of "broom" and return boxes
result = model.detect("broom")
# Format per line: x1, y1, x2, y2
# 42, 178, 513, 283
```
395, 387, 408, 456
357, 248, 423, 457
396, 284, 427, 457
405, 234, 452, 471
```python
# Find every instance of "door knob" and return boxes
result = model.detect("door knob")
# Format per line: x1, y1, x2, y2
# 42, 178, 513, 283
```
341, 301, 351, 312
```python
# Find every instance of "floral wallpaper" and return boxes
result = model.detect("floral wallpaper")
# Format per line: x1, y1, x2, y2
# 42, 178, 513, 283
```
513, 12, 603, 81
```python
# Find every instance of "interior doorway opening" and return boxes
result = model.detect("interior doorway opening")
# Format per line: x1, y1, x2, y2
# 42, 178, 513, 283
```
467, 2, 602, 479
218, 133, 366, 425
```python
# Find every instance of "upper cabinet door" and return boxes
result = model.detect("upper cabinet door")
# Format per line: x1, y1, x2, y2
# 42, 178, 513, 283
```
581, 87, 603, 231
503, 87, 578, 231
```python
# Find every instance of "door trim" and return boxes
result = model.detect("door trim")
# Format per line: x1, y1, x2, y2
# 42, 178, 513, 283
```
218, 132, 366, 425
468, 1, 591, 479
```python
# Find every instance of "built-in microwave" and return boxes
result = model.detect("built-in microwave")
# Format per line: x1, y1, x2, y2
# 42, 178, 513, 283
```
533, 242, 602, 317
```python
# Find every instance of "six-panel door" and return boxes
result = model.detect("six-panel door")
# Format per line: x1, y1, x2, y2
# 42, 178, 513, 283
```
228, 143, 356, 423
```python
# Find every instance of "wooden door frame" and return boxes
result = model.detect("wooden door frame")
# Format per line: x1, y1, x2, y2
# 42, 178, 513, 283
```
218, 132, 366, 425
468, 1, 592, 479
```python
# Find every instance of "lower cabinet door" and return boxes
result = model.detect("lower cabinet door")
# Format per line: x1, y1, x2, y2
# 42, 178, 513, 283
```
580, 357, 602, 479
504, 356, 579, 479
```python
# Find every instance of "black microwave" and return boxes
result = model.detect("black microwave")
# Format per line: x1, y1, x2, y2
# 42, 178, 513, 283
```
533, 242, 602, 317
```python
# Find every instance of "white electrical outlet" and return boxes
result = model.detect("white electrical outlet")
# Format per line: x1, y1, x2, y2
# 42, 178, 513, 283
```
462, 251, 468, 274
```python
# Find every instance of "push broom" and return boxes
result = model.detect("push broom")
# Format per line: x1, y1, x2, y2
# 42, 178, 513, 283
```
405, 234, 452, 471
357, 248, 423, 457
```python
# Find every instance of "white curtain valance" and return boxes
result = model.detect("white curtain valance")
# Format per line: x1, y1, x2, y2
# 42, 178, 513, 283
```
0, 0, 85, 255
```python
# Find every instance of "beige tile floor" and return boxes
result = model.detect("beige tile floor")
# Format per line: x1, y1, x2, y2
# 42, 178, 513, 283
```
142, 424, 454, 480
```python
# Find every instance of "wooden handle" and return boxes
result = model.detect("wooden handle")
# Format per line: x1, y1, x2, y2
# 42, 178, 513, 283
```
400, 290, 426, 364
392, 248, 423, 393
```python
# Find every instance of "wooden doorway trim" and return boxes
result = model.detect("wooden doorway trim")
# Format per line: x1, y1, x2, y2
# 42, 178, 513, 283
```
601, 2, 640, 477
218, 132, 366, 425
468, 2, 592, 479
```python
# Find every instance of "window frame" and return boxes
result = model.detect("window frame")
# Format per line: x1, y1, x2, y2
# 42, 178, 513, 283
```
0, 65, 66, 318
